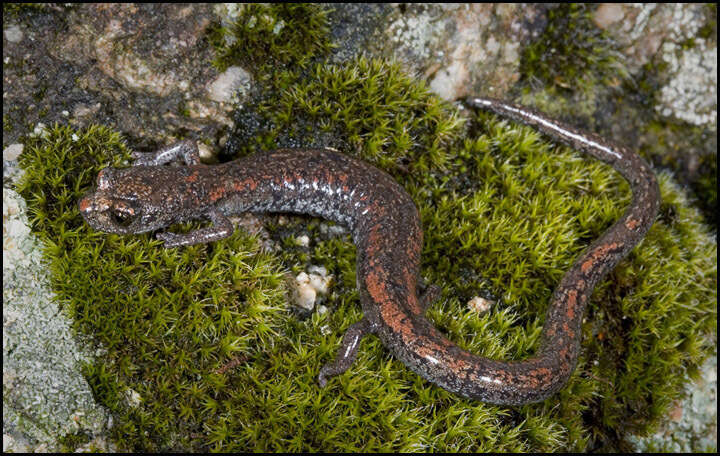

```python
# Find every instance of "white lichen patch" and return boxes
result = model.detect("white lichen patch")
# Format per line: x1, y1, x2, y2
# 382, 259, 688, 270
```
656, 40, 717, 127
295, 234, 310, 247
3, 189, 109, 450
628, 355, 717, 452
385, 4, 523, 100
595, 4, 716, 128
3, 144, 23, 162
3, 24, 23, 43
386, 8, 445, 62
207, 65, 253, 104
93, 27, 181, 98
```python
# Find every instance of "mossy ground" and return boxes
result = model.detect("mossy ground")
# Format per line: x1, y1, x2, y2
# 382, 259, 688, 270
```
517, 3, 718, 230
14, 3, 717, 453
517, 3, 628, 120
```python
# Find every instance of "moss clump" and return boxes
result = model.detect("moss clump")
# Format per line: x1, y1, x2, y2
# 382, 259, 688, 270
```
58, 431, 91, 452
637, 116, 718, 229
231, 57, 463, 174
693, 152, 717, 227
519, 4, 627, 94
208, 3, 334, 75
3, 2, 50, 16
16, 125, 290, 451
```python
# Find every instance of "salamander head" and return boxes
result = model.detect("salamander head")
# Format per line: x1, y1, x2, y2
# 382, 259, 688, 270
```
78, 167, 174, 235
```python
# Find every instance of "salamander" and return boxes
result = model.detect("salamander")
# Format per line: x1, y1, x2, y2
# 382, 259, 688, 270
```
78, 97, 660, 405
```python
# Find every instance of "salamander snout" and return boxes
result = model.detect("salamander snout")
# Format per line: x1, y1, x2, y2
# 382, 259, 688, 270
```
78, 192, 141, 234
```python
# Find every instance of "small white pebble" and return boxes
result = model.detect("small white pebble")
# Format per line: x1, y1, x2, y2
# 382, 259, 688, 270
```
125, 389, 142, 408
197, 143, 214, 160
272, 19, 285, 35
468, 296, 493, 314
4, 25, 23, 43
207, 66, 252, 103
3, 143, 23, 161
294, 283, 317, 311
296, 272, 310, 285
31, 122, 48, 138
291, 267, 333, 310
308, 265, 327, 276
308, 273, 330, 294
307, 265, 332, 294
296, 234, 310, 247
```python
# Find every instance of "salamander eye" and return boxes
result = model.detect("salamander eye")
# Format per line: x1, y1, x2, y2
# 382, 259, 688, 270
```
110, 204, 135, 228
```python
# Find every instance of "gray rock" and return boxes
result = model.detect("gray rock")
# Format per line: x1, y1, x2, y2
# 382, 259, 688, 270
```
3, 188, 109, 451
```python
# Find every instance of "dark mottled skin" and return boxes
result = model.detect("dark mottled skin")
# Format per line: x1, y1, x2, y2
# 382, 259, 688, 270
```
78, 98, 660, 405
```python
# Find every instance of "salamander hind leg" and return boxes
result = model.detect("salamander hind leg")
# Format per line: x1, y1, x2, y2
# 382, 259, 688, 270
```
318, 317, 374, 387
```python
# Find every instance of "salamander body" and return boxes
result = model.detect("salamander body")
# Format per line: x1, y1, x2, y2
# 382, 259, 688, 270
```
78, 98, 660, 405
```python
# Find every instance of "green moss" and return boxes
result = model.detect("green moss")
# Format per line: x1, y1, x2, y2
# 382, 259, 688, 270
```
2, 2, 49, 16
17, 125, 290, 451
637, 117, 718, 228
58, 431, 91, 452
208, 3, 334, 75
693, 152, 717, 226
230, 57, 463, 175
519, 4, 627, 94
697, 3, 717, 40
15, 6, 717, 453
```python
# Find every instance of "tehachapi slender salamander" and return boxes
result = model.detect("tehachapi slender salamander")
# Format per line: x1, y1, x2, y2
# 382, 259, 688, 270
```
78, 98, 660, 405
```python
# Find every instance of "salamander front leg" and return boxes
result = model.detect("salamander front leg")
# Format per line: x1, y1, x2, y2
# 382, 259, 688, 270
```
131, 140, 201, 166
157, 208, 233, 247
318, 317, 374, 387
